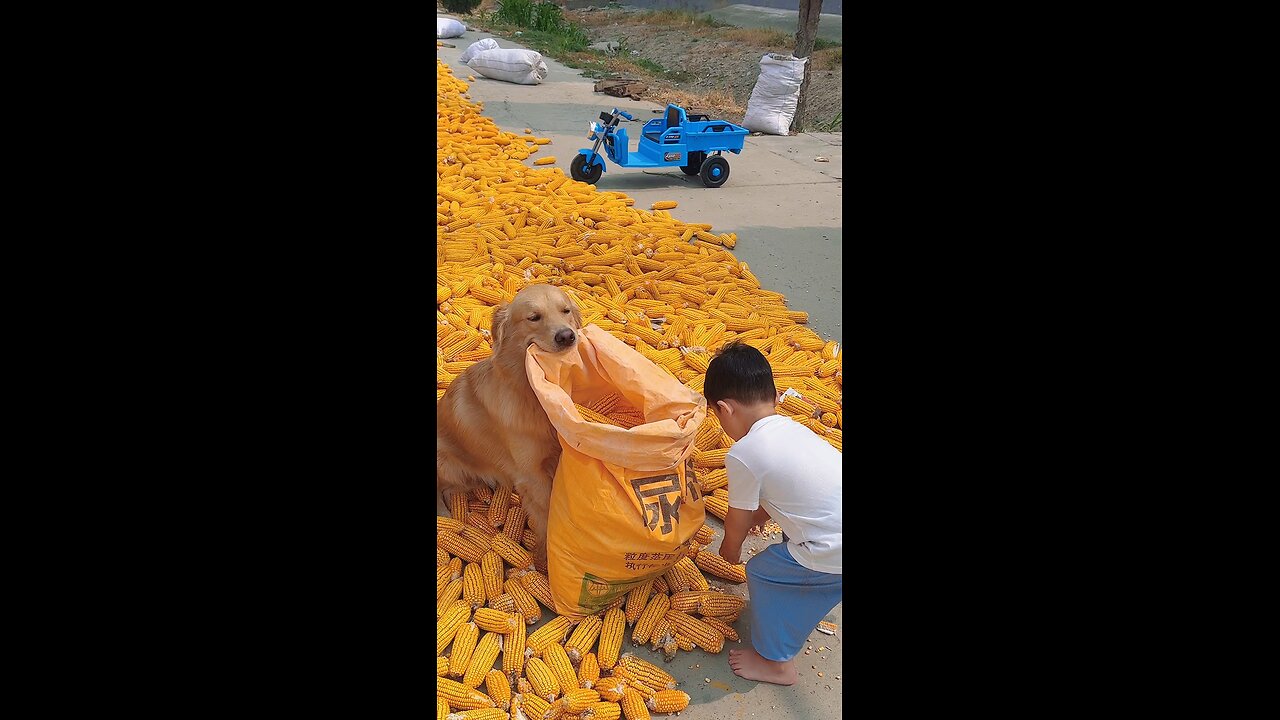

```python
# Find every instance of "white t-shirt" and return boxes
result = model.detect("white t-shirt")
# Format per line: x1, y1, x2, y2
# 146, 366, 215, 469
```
725, 414, 842, 574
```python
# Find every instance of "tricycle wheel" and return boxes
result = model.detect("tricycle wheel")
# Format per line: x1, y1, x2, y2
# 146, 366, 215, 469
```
699, 155, 730, 188
571, 154, 602, 184
681, 151, 705, 176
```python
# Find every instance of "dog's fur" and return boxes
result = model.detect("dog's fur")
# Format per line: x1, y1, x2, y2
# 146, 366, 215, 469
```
437, 284, 583, 568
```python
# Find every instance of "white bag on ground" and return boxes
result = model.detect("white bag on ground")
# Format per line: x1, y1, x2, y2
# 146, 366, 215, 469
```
467, 48, 548, 85
742, 53, 809, 135
459, 38, 499, 64
437, 17, 466, 38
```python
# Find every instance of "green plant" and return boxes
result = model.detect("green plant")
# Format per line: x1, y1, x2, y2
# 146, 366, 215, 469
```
531, 1, 563, 32
442, 0, 482, 14
495, 0, 533, 27
813, 38, 842, 51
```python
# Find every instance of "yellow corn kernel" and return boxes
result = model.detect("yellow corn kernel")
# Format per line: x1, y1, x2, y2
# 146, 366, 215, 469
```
449, 622, 480, 677
693, 549, 747, 584
437, 677, 496, 710
619, 687, 651, 720
597, 606, 626, 670
543, 641, 579, 697
484, 669, 511, 711
624, 579, 654, 626
630, 593, 671, 647
462, 631, 503, 688
565, 614, 603, 663
646, 690, 690, 713
504, 577, 542, 625
524, 656, 559, 701
577, 652, 600, 688
501, 610, 525, 680
534, 157, 556, 165
650, 201, 678, 210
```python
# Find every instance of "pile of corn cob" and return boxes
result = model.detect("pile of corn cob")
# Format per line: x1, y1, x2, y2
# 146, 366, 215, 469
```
436, 58, 842, 459
438, 484, 750, 720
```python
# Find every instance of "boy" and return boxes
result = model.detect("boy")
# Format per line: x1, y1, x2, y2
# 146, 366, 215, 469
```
704, 341, 842, 686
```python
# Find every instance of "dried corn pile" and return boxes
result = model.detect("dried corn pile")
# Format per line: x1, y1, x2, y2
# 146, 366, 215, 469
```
436, 58, 842, 472
439, 487, 745, 719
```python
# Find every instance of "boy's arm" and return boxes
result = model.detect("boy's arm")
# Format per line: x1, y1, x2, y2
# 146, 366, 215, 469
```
720, 507, 754, 564
720, 455, 761, 565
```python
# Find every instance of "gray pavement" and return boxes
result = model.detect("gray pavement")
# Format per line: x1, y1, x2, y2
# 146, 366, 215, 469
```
438, 28, 842, 343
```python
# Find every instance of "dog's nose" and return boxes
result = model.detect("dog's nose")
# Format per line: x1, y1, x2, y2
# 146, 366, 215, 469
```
555, 328, 576, 346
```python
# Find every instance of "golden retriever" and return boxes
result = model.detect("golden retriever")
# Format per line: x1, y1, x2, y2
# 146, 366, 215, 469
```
437, 283, 583, 569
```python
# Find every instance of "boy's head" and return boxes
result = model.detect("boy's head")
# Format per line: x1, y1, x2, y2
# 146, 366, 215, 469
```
703, 341, 777, 441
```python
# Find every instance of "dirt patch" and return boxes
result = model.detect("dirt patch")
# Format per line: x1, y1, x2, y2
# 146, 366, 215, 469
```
571, 8, 842, 131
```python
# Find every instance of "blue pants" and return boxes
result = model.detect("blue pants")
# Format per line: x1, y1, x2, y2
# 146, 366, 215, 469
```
746, 541, 842, 662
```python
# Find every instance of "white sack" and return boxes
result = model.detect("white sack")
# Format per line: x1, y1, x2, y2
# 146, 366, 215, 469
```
437, 17, 466, 38
467, 48, 548, 85
741, 53, 808, 135
459, 38, 500, 64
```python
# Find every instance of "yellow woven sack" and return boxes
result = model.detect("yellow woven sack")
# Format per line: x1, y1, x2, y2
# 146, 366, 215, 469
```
526, 325, 706, 617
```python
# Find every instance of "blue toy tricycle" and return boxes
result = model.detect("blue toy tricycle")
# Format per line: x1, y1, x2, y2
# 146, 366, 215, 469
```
571, 104, 750, 188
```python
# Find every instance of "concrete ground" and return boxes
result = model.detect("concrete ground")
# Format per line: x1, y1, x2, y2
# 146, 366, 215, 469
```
438, 28, 843, 343
438, 30, 843, 719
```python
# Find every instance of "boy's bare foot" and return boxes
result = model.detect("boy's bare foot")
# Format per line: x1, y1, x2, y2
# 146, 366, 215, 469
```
728, 647, 798, 685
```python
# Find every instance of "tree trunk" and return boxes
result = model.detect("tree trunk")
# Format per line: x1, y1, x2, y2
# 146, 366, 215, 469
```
790, 0, 823, 134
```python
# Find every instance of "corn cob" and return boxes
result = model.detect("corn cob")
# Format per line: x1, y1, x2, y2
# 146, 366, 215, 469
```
698, 615, 738, 642
616, 654, 676, 690
463, 631, 504, 688
488, 486, 512, 528
503, 507, 527, 541
664, 610, 725, 653
543, 641, 579, 696
439, 601, 471, 655
438, 655, 451, 676
504, 578, 543, 625
474, 607, 523, 634
502, 611, 526, 681
533, 157, 556, 166
577, 652, 599, 688
464, 563, 487, 608
520, 693, 553, 720
554, 688, 602, 716
619, 687, 650, 720
485, 669, 512, 711
519, 570, 556, 609
439, 564, 456, 597
582, 701, 621, 720
450, 622, 480, 677
525, 615, 573, 657
438, 697, 450, 720
645, 690, 689, 713
462, 525, 498, 549
693, 448, 728, 469
651, 576, 668, 594
665, 557, 708, 593
491, 533, 535, 571
631, 593, 670, 646
624, 579, 654, 626
440, 530, 488, 563
517, 678, 533, 696
698, 468, 728, 492
596, 606, 626, 669
524, 657, 559, 701
449, 492, 468, 523
439, 579, 466, 616
471, 485, 493, 503
674, 633, 696, 652
521, 529, 539, 552
610, 667, 659, 698
480, 551, 506, 601
489, 593, 517, 614
445, 710, 508, 720
564, 614, 603, 663
439, 516, 465, 533
596, 676, 628, 703
704, 495, 728, 520
438, 677, 496, 710
693, 551, 747, 583
439, 547, 453, 566
692, 524, 716, 545
650, 201, 678, 210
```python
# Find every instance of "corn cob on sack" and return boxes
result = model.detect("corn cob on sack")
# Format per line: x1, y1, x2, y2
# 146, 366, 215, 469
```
525, 325, 706, 617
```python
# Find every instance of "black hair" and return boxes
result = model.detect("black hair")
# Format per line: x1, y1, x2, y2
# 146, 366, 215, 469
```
703, 340, 777, 407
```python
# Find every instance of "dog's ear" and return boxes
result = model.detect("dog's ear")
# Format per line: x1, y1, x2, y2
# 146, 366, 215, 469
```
569, 299, 583, 329
490, 304, 509, 351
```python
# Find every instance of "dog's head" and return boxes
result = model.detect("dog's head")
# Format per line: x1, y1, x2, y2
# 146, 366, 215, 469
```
492, 284, 583, 355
